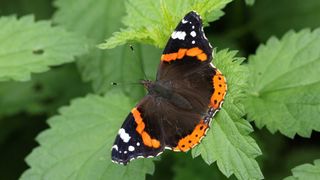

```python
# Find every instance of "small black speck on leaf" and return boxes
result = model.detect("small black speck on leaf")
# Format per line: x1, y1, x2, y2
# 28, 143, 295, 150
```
33, 49, 44, 55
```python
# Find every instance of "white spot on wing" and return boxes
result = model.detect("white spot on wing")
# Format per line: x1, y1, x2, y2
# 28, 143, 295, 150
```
182, 19, 188, 24
192, 40, 195, 44
128, 146, 135, 151
190, 31, 196, 37
192, 25, 195, 29
112, 145, 118, 151
118, 128, 131, 143
137, 142, 140, 146
171, 31, 187, 40
124, 151, 127, 154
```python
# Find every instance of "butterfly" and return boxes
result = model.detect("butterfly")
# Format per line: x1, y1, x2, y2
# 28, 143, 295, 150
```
111, 11, 227, 165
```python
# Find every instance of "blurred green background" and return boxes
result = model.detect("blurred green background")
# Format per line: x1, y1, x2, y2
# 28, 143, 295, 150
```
0, 0, 319, 179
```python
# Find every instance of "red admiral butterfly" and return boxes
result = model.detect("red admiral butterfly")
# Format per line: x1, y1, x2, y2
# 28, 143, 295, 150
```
111, 11, 227, 165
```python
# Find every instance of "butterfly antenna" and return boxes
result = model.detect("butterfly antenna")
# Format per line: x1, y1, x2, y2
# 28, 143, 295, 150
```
129, 44, 149, 81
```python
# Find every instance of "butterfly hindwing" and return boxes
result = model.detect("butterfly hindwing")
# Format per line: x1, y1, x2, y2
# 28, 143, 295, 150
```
111, 105, 164, 165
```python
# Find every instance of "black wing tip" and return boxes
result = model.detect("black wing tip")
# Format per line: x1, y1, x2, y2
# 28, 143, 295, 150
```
185, 10, 202, 20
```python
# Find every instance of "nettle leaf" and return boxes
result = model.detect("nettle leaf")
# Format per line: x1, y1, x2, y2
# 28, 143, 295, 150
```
251, 0, 320, 41
0, 0, 53, 20
0, 15, 87, 82
244, 29, 320, 138
99, 0, 232, 49
21, 94, 154, 180
53, 0, 126, 93
0, 64, 89, 118
192, 50, 263, 180
53, 0, 160, 95
173, 153, 231, 180
284, 159, 320, 180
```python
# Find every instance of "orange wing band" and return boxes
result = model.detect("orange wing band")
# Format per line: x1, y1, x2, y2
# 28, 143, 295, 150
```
131, 108, 161, 148
161, 47, 208, 62
173, 120, 208, 152
210, 70, 227, 109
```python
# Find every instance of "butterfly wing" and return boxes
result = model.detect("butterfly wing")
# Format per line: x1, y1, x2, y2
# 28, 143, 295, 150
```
157, 11, 212, 79
111, 97, 165, 165
154, 11, 227, 151
156, 11, 226, 110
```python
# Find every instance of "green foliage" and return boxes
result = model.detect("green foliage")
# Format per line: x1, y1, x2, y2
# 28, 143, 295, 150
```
99, 0, 232, 49
0, 64, 90, 118
20, 94, 154, 180
192, 50, 263, 180
1, 0, 320, 179
244, 29, 320, 138
0, 0, 53, 20
173, 153, 232, 180
284, 159, 320, 180
0, 15, 88, 82
244, 0, 255, 6
53, 0, 160, 95
251, 0, 320, 41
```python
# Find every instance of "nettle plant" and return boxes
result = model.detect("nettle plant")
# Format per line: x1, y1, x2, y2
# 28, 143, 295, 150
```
1, 0, 319, 180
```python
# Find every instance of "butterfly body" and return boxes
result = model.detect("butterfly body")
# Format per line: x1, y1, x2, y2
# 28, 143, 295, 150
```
111, 11, 227, 165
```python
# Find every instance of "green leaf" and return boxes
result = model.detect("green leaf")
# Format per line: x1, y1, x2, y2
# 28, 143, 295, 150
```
192, 50, 263, 180
99, 0, 232, 49
53, 0, 160, 95
251, 0, 320, 41
21, 94, 154, 180
53, 0, 127, 93
244, 0, 255, 6
244, 29, 320, 138
173, 153, 232, 180
284, 159, 320, 180
0, 15, 88, 82
0, 0, 53, 20
0, 63, 90, 118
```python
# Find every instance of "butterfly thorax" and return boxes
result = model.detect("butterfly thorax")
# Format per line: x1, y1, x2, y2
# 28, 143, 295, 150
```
141, 80, 192, 110
141, 80, 171, 97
